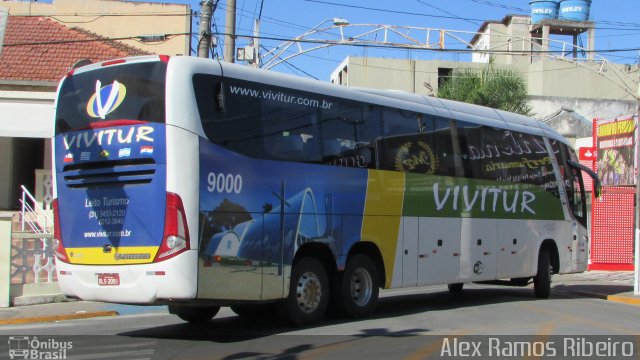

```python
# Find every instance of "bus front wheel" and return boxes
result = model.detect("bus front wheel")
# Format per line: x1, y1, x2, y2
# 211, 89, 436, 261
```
534, 249, 552, 299
333, 254, 379, 318
281, 257, 329, 326
169, 305, 220, 323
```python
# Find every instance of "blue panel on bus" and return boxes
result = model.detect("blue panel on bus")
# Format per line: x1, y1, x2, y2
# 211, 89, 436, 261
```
198, 138, 368, 267
54, 123, 167, 260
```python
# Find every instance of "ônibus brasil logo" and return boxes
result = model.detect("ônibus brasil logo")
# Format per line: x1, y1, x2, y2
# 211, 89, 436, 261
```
8, 336, 72, 359
86, 80, 127, 119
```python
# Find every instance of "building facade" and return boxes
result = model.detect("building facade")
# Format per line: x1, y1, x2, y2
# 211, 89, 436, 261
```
0, 0, 191, 210
330, 15, 639, 128
0, 15, 151, 209
2, 0, 191, 56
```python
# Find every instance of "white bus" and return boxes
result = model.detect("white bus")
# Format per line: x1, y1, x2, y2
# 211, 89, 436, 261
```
52, 55, 599, 325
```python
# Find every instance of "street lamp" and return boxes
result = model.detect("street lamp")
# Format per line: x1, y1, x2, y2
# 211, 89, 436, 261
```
333, 18, 349, 26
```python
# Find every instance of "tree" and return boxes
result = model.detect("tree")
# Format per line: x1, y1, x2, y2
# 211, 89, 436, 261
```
438, 59, 533, 116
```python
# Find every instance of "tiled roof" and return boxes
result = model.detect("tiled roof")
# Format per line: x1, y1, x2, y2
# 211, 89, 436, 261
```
0, 16, 151, 82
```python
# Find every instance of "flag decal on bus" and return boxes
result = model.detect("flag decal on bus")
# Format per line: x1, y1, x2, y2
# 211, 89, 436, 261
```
86, 80, 127, 119
140, 146, 154, 155
119, 148, 131, 158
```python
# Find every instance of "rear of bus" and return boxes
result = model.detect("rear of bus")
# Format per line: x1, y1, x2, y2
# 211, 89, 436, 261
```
52, 56, 197, 303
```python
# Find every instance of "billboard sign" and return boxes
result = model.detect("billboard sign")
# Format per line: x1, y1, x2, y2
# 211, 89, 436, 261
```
596, 115, 638, 186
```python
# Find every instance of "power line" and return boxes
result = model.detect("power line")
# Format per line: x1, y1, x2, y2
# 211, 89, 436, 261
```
214, 31, 640, 54
416, 0, 482, 27
3, 33, 190, 47
467, 0, 528, 13
303, 0, 640, 30
16, 12, 191, 18
303, 0, 491, 22
3, 26, 637, 57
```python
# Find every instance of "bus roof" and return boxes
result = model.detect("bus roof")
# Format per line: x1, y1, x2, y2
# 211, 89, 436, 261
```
208, 58, 567, 144
88, 56, 566, 145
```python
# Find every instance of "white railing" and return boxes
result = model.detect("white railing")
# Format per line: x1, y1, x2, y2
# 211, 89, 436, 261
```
19, 184, 52, 234
15, 185, 56, 284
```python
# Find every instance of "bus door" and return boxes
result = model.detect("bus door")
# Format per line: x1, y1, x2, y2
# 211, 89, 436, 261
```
566, 160, 590, 272
561, 155, 589, 272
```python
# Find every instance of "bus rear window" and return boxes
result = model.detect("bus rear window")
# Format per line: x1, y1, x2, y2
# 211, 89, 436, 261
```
55, 62, 167, 134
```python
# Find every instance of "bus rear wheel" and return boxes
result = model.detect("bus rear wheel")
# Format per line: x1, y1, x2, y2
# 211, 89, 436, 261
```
280, 257, 329, 326
534, 249, 552, 299
169, 305, 220, 324
332, 254, 379, 318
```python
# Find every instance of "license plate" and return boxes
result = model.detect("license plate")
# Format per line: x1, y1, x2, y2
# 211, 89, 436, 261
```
97, 273, 120, 286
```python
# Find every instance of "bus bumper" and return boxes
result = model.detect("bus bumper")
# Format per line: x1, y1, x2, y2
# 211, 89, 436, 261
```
55, 250, 198, 304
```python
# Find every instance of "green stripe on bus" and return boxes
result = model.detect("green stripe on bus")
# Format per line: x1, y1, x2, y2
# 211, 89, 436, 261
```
403, 174, 564, 220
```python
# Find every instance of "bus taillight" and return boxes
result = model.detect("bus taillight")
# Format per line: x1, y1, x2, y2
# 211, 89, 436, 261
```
154, 192, 190, 262
52, 199, 70, 263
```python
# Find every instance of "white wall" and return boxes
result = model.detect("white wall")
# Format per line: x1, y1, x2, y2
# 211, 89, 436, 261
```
0, 90, 55, 138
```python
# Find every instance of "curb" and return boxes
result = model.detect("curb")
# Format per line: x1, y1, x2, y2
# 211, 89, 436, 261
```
570, 291, 640, 306
606, 295, 640, 306
0, 311, 118, 325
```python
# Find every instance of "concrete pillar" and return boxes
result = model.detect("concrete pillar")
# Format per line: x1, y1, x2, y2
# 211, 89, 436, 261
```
0, 214, 11, 307
587, 27, 595, 61
542, 25, 550, 62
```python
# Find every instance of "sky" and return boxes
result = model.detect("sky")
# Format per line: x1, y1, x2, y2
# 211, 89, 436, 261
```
137, 0, 639, 80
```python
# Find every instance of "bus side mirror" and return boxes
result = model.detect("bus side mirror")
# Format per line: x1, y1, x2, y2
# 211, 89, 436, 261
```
568, 160, 602, 198
594, 179, 602, 199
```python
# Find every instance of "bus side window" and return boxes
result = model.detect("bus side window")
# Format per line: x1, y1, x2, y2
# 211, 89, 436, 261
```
568, 149, 587, 226
319, 102, 375, 168
554, 143, 587, 226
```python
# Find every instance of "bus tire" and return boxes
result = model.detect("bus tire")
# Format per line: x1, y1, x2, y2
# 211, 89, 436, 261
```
169, 305, 219, 323
448, 283, 464, 294
333, 254, 379, 318
534, 249, 552, 299
281, 257, 329, 326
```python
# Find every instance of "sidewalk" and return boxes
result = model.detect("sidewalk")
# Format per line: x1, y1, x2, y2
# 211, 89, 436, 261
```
0, 271, 637, 325
0, 300, 168, 325
552, 270, 640, 306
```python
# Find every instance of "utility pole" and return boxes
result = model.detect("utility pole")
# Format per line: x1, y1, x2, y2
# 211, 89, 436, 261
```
198, 0, 213, 58
251, 1, 264, 68
223, 0, 236, 63
251, 18, 260, 68
636, 83, 640, 295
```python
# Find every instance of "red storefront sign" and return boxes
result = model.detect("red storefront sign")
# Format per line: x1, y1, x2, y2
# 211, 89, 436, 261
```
589, 114, 638, 271
579, 147, 596, 161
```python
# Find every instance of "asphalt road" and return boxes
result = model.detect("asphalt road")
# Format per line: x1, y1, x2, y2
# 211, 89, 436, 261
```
0, 282, 638, 359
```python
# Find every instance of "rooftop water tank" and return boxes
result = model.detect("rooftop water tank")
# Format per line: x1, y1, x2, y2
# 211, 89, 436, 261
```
558, 0, 592, 21
529, 0, 559, 23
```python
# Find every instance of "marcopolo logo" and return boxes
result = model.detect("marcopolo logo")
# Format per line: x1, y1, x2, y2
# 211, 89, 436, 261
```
86, 80, 127, 119
8, 336, 73, 359
394, 141, 438, 175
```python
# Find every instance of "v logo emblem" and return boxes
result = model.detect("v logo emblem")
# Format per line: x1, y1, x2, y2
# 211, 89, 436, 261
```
95, 80, 122, 119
